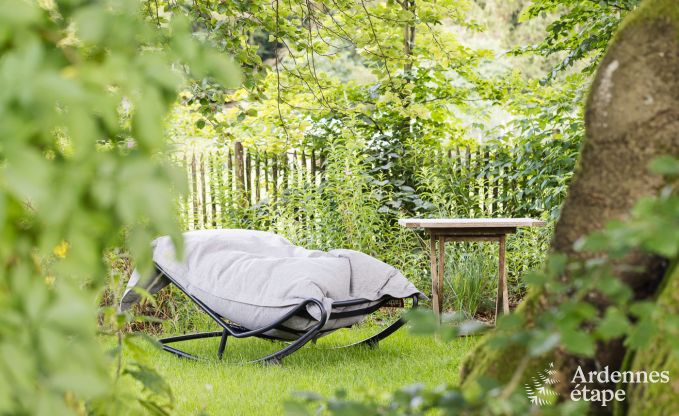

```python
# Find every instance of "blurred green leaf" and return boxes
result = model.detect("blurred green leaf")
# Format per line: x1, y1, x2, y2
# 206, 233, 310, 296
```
649, 156, 679, 176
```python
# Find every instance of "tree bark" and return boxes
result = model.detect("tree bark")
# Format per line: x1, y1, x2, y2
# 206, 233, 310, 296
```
461, 1, 679, 414
621, 262, 679, 415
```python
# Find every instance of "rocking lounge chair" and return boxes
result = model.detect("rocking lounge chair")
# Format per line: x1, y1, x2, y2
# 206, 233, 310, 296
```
121, 229, 423, 364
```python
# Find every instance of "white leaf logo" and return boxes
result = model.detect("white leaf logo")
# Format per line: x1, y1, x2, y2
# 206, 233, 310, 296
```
525, 362, 560, 406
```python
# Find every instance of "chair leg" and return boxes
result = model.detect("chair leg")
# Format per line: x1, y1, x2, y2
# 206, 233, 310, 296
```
252, 319, 325, 365
335, 316, 404, 349
364, 337, 379, 348
217, 330, 228, 360
162, 345, 201, 361
157, 322, 324, 365
335, 294, 419, 349
159, 331, 225, 361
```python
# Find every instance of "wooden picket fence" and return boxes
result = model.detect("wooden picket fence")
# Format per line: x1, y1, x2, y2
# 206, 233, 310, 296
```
180, 142, 540, 230
436, 146, 529, 218
179, 142, 325, 229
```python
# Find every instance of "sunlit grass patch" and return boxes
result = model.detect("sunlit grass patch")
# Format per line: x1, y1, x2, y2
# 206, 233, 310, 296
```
110, 325, 475, 415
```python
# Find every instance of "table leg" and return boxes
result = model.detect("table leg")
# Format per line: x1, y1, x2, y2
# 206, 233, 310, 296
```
437, 236, 445, 318
495, 234, 509, 324
429, 233, 440, 320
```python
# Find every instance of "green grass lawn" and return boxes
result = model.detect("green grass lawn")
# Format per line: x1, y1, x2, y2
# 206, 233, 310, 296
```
120, 324, 476, 415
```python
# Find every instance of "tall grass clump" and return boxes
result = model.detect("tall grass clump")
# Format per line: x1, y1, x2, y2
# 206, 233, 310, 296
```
442, 245, 498, 319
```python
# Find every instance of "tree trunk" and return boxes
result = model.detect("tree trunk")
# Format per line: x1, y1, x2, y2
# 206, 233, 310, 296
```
621, 261, 679, 415
461, 1, 679, 413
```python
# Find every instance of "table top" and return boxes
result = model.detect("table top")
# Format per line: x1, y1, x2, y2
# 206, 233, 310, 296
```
398, 218, 547, 229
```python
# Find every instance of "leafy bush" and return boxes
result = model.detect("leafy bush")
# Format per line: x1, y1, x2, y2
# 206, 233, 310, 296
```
0, 0, 236, 413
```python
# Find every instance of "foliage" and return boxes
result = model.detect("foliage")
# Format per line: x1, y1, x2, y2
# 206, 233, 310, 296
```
0, 0, 236, 413
157, 0, 516, 218
92, 253, 174, 415
515, 0, 640, 79
489, 80, 583, 219
286, 157, 679, 414
164, 0, 585, 232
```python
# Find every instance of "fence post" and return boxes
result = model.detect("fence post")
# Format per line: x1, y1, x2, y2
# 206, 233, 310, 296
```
200, 153, 210, 227
491, 149, 498, 216
215, 150, 225, 227
483, 149, 490, 215
234, 141, 247, 207
227, 147, 233, 207
209, 152, 218, 227
318, 151, 325, 181
263, 152, 269, 200
293, 150, 298, 186
281, 152, 288, 190
245, 151, 252, 205
272, 155, 278, 202
182, 152, 191, 229
189, 152, 198, 229
311, 149, 317, 185
301, 149, 307, 184
255, 153, 261, 203
465, 146, 472, 217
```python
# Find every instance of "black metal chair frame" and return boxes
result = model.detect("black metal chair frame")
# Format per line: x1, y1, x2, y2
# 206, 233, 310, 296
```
154, 265, 419, 365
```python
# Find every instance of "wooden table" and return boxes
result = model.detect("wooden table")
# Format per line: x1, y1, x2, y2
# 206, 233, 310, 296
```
398, 218, 546, 323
